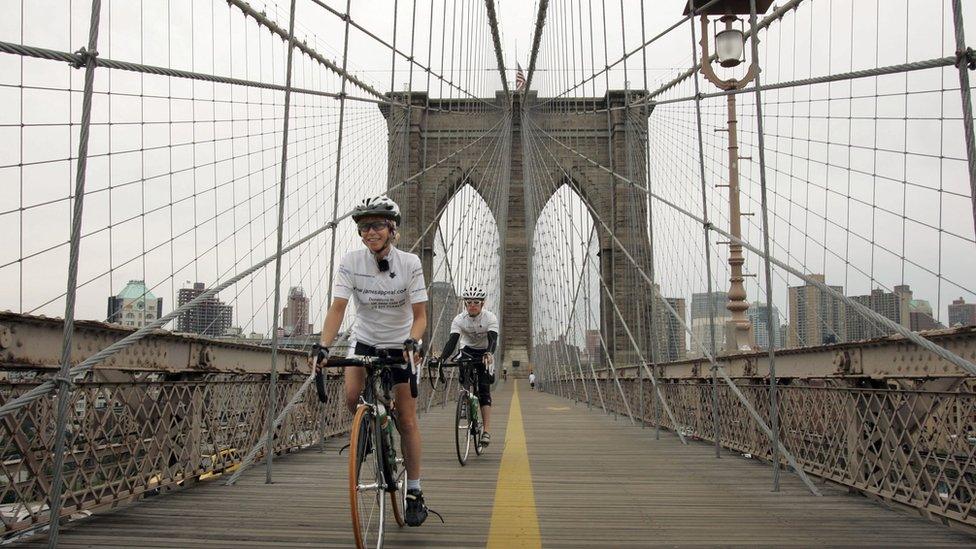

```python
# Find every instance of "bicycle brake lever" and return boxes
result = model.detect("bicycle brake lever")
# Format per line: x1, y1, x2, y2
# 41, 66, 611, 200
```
314, 370, 329, 404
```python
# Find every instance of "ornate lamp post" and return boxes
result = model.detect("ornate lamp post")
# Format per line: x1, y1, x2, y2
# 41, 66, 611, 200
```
688, 0, 772, 352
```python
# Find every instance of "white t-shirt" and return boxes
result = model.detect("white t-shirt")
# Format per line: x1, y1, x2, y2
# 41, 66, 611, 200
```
333, 247, 428, 348
450, 309, 499, 351
529, 373, 536, 383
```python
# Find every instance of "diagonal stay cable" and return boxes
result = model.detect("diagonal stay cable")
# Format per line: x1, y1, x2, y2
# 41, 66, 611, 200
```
229, 120, 511, 484
646, 0, 803, 101
523, 0, 550, 93
305, 0, 497, 110
0, 41, 387, 107
532, 0, 724, 110
226, 0, 388, 102
0, 117, 505, 420
529, 117, 823, 495
484, 0, 510, 101
523, 114, 686, 439
530, 116, 976, 378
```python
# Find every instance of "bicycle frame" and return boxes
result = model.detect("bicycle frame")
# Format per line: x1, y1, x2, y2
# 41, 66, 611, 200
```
317, 354, 410, 548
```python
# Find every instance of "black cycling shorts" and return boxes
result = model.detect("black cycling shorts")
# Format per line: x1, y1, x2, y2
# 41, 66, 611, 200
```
354, 342, 413, 386
459, 347, 492, 407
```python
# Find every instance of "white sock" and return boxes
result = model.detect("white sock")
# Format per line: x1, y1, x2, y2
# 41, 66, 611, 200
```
407, 478, 421, 491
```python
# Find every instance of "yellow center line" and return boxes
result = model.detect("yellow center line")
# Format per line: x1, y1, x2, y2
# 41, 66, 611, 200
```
487, 381, 541, 548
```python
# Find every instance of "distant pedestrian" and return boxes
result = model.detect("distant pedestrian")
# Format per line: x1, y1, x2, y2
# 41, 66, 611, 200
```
528, 372, 536, 390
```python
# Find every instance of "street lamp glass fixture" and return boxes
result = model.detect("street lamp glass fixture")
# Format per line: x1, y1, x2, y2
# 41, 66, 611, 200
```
714, 15, 745, 68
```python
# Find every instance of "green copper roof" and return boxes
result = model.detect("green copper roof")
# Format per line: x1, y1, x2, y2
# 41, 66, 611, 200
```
117, 280, 157, 301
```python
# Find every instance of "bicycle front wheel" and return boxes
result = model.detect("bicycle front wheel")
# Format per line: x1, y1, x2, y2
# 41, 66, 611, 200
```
455, 393, 472, 466
349, 405, 386, 549
473, 406, 485, 456
384, 413, 406, 528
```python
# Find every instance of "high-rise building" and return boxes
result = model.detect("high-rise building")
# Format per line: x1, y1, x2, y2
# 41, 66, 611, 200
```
176, 282, 233, 337
689, 291, 731, 355
788, 274, 846, 347
651, 291, 686, 362
948, 297, 976, 327
584, 329, 602, 365
909, 299, 942, 331
533, 334, 583, 371
746, 301, 782, 349
107, 280, 163, 329
778, 323, 790, 349
847, 285, 912, 341
428, 281, 459, 348
282, 286, 310, 336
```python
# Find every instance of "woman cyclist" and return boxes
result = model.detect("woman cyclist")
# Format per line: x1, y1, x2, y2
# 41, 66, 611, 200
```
313, 196, 431, 527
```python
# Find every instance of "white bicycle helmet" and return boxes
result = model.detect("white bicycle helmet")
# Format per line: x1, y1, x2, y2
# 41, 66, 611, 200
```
461, 286, 487, 301
352, 195, 401, 225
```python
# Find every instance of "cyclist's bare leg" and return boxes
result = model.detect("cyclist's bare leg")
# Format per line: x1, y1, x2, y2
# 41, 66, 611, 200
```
392, 383, 421, 480
481, 405, 491, 432
343, 366, 366, 413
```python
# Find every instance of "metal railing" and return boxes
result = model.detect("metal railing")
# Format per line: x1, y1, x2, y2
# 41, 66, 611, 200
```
0, 373, 438, 541
544, 375, 976, 531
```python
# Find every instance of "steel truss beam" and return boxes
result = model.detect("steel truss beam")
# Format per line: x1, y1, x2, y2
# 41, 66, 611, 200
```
0, 312, 311, 375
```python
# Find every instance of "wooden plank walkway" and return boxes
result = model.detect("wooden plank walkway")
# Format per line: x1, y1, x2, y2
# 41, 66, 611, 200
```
19, 380, 976, 547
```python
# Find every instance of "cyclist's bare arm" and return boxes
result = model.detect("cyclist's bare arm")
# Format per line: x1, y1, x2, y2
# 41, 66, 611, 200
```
404, 302, 427, 364
409, 302, 427, 341
319, 298, 349, 350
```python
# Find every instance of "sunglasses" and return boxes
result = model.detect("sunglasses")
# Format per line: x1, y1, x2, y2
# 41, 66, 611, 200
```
357, 221, 391, 235
464, 299, 484, 306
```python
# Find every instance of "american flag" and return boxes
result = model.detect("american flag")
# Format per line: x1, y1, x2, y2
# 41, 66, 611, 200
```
515, 63, 526, 91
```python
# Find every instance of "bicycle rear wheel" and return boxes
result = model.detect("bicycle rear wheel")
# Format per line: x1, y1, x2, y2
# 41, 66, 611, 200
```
349, 405, 386, 549
455, 392, 472, 466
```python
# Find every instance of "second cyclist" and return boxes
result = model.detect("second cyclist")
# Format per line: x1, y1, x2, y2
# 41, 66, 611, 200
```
435, 286, 498, 446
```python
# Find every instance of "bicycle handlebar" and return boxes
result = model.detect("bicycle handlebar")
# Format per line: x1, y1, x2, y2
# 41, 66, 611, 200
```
327, 356, 409, 368
434, 358, 484, 368
312, 354, 415, 404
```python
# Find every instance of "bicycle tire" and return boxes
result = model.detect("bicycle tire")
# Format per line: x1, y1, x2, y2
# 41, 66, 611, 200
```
384, 413, 406, 528
349, 406, 386, 549
455, 392, 472, 465
472, 397, 485, 456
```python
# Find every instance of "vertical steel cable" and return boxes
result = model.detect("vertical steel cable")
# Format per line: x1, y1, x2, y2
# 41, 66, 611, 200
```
637, 0, 662, 437
951, 0, 976, 239
325, 0, 354, 305
687, 0, 722, 458
265, 0, 300, 484
47, 1, 102, 545
748, 0, 781, 492
319, 0, 352, 451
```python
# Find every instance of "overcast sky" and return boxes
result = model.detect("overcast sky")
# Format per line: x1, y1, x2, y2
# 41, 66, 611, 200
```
0, 0, 974, 343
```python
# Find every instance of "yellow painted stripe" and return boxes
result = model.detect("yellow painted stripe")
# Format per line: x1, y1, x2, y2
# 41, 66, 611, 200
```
487, 381, 542, 548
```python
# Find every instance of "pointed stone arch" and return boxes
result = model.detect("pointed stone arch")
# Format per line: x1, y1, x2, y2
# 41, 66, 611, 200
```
383, 89, 653, 375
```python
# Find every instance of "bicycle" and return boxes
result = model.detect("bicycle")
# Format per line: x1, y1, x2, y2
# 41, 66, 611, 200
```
428, 357, 489, 466
313, 346, 418, 549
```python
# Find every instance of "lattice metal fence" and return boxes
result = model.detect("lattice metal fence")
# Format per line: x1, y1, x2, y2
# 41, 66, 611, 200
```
545, 376, 976, 530
0, 374, 438, 540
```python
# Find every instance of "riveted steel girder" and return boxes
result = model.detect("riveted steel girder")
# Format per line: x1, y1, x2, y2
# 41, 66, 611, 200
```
0, 312, 309, 375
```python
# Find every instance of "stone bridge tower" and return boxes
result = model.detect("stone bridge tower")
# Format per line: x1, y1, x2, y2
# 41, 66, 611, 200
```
382, 90, 655, 375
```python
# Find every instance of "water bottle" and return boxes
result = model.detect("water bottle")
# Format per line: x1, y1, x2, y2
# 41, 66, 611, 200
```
377, 402, 390, 430
469, 393, 480, 423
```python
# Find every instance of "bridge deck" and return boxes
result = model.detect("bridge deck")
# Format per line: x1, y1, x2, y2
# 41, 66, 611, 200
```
21, 381, 975, 547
